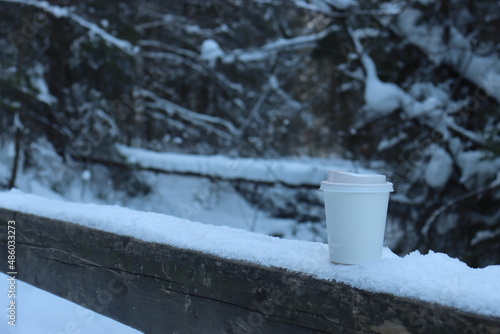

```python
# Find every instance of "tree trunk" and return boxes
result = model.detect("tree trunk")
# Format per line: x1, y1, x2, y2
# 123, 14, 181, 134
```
8, 125, 22, 189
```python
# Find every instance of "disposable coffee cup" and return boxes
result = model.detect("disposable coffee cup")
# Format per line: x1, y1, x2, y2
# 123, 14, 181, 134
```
320, 170, 393, 265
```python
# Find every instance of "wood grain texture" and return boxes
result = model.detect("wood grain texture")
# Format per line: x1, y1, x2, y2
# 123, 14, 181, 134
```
0, 208, 499, 334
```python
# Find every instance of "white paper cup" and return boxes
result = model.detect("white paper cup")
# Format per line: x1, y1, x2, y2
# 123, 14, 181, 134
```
320, 170, 393, 264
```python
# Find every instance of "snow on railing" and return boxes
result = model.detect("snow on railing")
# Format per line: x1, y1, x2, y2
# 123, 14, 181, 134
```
1, 190, 499, 323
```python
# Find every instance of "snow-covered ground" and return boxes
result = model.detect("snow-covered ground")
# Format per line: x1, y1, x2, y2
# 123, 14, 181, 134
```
0, 272, 140, 333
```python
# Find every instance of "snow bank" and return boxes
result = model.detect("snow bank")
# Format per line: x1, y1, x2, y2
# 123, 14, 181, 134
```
116, 145, 369, 187
1, 190, 499, 318
0, 273, 139, 334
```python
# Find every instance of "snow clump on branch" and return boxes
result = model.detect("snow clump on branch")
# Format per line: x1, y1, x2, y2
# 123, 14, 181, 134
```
200, 39, 224, 67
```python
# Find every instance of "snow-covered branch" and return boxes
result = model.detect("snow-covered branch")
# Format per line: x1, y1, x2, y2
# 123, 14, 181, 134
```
140, 50, 244, 94
139, 40, 198, 59
1, 0, 138, 56
251, 0, 335, 14
251, 0, 402, 17
348, 27, 450, 127
135, 88, 240, 140
396, 8, 500, 104
347, 27, 412, 117
444, 116, 485, 146
115, 144, 365, 187
217, 25, 337, 64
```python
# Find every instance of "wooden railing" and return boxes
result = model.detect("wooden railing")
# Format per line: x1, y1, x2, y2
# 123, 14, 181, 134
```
1, 208, 499, 334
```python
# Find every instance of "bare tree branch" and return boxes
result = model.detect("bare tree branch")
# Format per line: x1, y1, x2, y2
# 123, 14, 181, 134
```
136, 88, 240, 140
422, 174, 500, 238
1, 0, 138, 56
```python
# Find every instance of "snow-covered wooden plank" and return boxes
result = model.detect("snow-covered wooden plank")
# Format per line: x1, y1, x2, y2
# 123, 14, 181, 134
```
1, 205, 499, 333
1, 190, 500, 317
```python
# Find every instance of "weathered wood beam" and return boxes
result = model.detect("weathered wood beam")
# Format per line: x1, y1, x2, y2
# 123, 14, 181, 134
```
0, 208, 499, 334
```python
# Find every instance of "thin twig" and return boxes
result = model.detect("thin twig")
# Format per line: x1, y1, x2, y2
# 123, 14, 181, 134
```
422, 177, 500, 237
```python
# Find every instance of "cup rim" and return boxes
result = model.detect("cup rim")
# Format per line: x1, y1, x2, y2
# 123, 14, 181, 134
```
320, 181, 394, 193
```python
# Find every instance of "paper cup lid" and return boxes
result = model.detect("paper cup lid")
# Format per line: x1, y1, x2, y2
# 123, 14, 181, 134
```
320, 170, 393, 192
